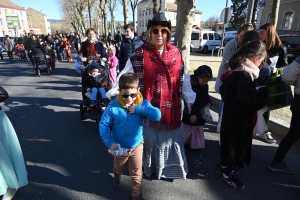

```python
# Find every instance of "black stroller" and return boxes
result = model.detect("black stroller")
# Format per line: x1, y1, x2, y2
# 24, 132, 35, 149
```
31, 46, 52, 76
80, 58, 111, 122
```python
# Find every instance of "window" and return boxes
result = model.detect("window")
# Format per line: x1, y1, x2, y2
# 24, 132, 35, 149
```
139, 21, 141, 27
215, 33, 221, 40
266, 13, 271, 23
143, 10, 144, 16
0, 19, 2, 26
5, 9, 7, 13
146, 10, 147, 15
208, 33, 214, 40
191, 33, 199, 40
203, 33, 208, 40
20, 11, 22, 17
146, 21, 148, 27
140, 10, 141, 16
283, 11, 294, 29
142, 20, 144, 27
174, 12, 177, 19
22, 20, 25, 27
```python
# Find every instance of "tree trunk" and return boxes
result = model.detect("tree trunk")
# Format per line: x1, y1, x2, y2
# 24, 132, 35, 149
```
271, 0, 280, 28
175, 0, 195, 69
123, 0, 129, 25
152, 0, 157, 14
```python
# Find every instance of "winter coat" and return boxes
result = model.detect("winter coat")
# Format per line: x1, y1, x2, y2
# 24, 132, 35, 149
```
107, 45, 118, 86
220, 70, 269, 169
281, 56, 300, 113
215, 37, 238, 93
79, 40, 108, 59
100, 96, 161, 149
267, 45, 288, 71
119, 37, 143, 71
26, 39, 45, 56
4, 38, 14, 52
182, 75, 211, 126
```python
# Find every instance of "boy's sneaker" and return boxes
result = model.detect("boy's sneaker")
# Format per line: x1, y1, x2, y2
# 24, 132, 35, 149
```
133, 194, 144, 200
3, 188, 17, 200
218, 175, 245, 190
113, 173, 121, 187
215, 164, 239, 175
268, 161, 294, 173
259, 132, 276, 143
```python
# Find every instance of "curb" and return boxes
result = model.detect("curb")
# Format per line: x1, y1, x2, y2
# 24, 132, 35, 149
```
209, 94, 290, 138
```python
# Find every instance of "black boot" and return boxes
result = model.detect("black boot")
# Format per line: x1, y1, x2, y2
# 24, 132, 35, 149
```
113, 173, 121, 187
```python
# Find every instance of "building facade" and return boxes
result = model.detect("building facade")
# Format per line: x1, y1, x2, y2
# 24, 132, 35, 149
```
0, 0, 29, 37
137, 0, 202, 34
26, 8, 51, 35
256, 0, 300, 34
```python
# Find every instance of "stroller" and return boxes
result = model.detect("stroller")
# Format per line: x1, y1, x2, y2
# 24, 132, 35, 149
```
31, 46, 52, 76
17, 47, 26, 60
80, 58, 111, 122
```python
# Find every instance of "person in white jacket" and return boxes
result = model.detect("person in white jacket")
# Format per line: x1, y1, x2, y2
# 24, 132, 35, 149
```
268, 55, 300, 173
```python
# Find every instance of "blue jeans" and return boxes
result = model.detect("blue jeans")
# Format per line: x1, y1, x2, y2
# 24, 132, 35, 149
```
91, 87, 106, 100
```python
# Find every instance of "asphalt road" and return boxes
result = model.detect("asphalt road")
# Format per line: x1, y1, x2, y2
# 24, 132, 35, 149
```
0, 54, 299, 200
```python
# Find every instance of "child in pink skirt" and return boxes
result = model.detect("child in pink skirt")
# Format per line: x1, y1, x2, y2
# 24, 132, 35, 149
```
107, 45, 118, 86
181, 65, 213, 149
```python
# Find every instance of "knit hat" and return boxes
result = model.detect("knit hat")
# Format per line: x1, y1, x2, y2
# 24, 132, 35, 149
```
194, 65, 212, 77
88, 62, 100, 72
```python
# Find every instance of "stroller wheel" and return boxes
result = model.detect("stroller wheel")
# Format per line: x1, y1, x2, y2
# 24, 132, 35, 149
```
80, 103, 85, 120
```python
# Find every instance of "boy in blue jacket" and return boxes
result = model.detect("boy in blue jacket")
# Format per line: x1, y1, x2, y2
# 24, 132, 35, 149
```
100, 73, 161, 200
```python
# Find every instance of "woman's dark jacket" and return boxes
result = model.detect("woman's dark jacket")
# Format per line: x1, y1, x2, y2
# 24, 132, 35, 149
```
182, 75, 211, 126
220, 71, 269, 169
267, 45, 288, 70
26, 39, 45, 56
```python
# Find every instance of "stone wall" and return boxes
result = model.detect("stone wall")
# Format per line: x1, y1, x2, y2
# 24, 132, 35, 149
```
26, 8, 47, 34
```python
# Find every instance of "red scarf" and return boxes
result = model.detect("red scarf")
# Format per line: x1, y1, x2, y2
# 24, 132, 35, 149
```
143, 43, 182, 127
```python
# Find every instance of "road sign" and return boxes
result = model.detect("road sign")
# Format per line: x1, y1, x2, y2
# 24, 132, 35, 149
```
220, 7, 232, 23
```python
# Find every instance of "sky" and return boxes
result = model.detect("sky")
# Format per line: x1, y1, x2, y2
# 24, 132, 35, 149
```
11, 0, 232, 22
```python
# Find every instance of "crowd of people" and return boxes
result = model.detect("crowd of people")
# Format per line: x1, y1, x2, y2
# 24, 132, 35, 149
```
1, 12, 299, 200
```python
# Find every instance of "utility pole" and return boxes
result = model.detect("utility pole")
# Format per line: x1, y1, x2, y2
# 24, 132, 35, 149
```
246, 0, 255, 23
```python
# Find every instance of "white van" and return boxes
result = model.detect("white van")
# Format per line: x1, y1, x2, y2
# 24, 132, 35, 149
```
191, 30, 222, 53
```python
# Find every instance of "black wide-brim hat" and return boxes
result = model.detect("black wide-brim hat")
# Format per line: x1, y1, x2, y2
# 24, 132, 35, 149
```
147, 12, 171, 31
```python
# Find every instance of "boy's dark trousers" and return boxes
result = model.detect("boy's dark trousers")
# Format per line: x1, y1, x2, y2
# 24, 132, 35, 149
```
113, 143, 143, 199
0, 53, 3, 60
56, 50, 62, 61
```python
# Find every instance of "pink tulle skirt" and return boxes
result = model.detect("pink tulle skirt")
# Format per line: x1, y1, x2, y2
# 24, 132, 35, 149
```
181, 123, 205, 149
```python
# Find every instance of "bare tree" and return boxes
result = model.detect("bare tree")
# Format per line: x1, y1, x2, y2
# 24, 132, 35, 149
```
205, 15, 220, 31
129, 0, 139, 31
87, 0, 96, 27
152, 0, 158, 15
119, 0, 129, 25
99, 0, 109, 40
175, 0, 196, 69
108, 0, 118, 39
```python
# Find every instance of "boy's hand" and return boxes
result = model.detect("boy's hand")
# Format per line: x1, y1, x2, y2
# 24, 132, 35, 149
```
110, 143, 119, 150
87, 88, 91, 92
128, 104, 135, 113
190, 115, 197, 123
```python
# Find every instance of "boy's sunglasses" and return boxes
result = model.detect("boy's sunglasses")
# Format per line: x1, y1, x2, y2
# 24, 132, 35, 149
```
121, 93, 138, 99
152, 28, 168, 35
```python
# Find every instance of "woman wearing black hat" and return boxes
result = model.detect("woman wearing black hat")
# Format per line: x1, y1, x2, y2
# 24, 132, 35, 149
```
181, 65, 213, 149
106, 12, 196, 182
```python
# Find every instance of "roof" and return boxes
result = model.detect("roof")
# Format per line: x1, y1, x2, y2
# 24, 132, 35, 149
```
27, 7, 46, 17
0, 0, 25, 11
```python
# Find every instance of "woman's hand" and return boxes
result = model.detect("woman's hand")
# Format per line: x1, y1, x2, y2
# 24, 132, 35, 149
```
190, 115, 197, 123
110, 143, 119, 150
101, 57, 107, 62
81, 57, 87, 62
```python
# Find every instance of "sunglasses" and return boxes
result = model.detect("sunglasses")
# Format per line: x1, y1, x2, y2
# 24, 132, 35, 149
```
152, 28, 168, 35
121, 93, 138, 99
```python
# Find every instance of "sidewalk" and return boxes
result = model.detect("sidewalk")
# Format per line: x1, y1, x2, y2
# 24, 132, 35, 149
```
189, 52, 292, 139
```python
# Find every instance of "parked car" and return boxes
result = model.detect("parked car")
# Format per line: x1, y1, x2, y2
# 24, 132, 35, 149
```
190, 30, 222, 53
279, 34, 300, 64
222, 35, 235, 47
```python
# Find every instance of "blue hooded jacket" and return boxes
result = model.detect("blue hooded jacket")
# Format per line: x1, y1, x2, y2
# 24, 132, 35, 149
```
99, 97, 161, 149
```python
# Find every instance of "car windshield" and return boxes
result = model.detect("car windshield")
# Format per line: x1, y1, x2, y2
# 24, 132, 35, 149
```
280, 36, 300, 45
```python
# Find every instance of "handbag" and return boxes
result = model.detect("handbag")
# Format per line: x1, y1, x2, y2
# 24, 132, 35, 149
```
0, 86, 9, 103
264, 69, 293, 110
